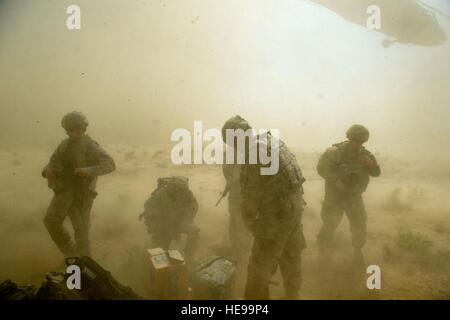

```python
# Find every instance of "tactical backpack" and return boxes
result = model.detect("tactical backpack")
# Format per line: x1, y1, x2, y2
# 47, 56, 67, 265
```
333, 141, 370, 194
139, 176, 198, 233
35, 272, 82, 300
65, 256, 141, 300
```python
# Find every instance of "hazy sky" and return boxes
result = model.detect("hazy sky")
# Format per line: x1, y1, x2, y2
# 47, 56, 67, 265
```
0, 0, 449, 160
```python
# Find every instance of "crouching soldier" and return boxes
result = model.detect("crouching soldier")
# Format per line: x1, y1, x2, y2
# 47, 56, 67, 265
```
42, 111, 116, 257
139, 176, 199, 265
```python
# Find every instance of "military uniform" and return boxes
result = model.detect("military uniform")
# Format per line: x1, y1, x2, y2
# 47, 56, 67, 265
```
140, 177, 199, 264
222, 163, 252, 263
316, 139, 380, 253
240, 133, 306, 300
42, 134, 116, 257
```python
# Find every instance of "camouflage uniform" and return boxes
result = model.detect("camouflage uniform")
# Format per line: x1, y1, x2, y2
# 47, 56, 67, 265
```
42, 135, 116, 257
222, 163, 252, 263
316, 139, 380, 253
240, 134, 306, 300
140, 177, 199, 264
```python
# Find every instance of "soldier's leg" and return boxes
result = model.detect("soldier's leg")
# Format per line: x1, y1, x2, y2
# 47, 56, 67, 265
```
228, 201, 240, 251
43, 191, 76, 256
227, 199, 252, 298
245, 237, 283, 300
317, 195, 345, 251
229, 199, 252, 263
68, 193, 95, 257
345, 196, 367, 265
279, 222, 306, 299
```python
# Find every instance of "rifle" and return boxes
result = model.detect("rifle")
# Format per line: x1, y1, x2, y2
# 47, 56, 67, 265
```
215, 187, 229, 207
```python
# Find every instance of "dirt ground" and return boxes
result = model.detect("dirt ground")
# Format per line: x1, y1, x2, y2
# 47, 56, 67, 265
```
1, 145, 449, 299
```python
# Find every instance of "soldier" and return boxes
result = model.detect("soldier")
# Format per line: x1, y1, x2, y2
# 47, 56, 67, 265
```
222, 116, 306, 300
316, 124, 381, 266
220, 117, 253, 297
42, 111, 116, 257
220, 117, 253, 269
139, 176, 199, 265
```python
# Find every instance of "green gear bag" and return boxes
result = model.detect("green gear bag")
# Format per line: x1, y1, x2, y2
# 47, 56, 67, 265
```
190, 256, 236, 299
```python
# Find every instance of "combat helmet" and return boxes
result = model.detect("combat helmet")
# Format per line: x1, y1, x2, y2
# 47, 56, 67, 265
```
346, 124, 369, 143
61, 111, 89, 130
221, 115, 251, 142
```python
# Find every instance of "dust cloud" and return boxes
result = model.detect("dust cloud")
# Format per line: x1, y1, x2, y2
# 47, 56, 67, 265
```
0, 0, 449, 299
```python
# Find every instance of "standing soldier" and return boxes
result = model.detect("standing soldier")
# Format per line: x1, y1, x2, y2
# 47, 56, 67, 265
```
220, 117, 253, 270
220, 117, 253, 296
316, 124, 380, 266
139, 176, 199, 265
222, 116, 306, 300
42, 111, 115, 257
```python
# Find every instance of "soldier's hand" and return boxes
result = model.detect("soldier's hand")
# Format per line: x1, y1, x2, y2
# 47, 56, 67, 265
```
361, 155, 374, 168
45, 168, 56, 180
335, 179, 345, 190
74, 168, 88, 178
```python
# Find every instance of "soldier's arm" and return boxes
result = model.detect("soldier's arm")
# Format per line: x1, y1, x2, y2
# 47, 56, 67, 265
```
316, 147, 339, 180
189, 192, 199, 218
84, 142, 116, 177
365, 151, 381, 177
140, 196, 161, 232
41, 141, 65, 178
241, 198, 258, 230
222, 163, 234, 187
240, 164, 260, 232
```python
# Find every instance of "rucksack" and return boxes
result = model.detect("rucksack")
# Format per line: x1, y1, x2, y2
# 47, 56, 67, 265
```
65, 256, 141, 300
140, 176, 198, 232
35, 272, 82, 300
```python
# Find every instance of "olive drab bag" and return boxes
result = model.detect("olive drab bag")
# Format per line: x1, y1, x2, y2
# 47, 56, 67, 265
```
35, 272, 83, 300
65, 256, 141, 300
0, 279, 37, 300
190, 256, 236, 299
